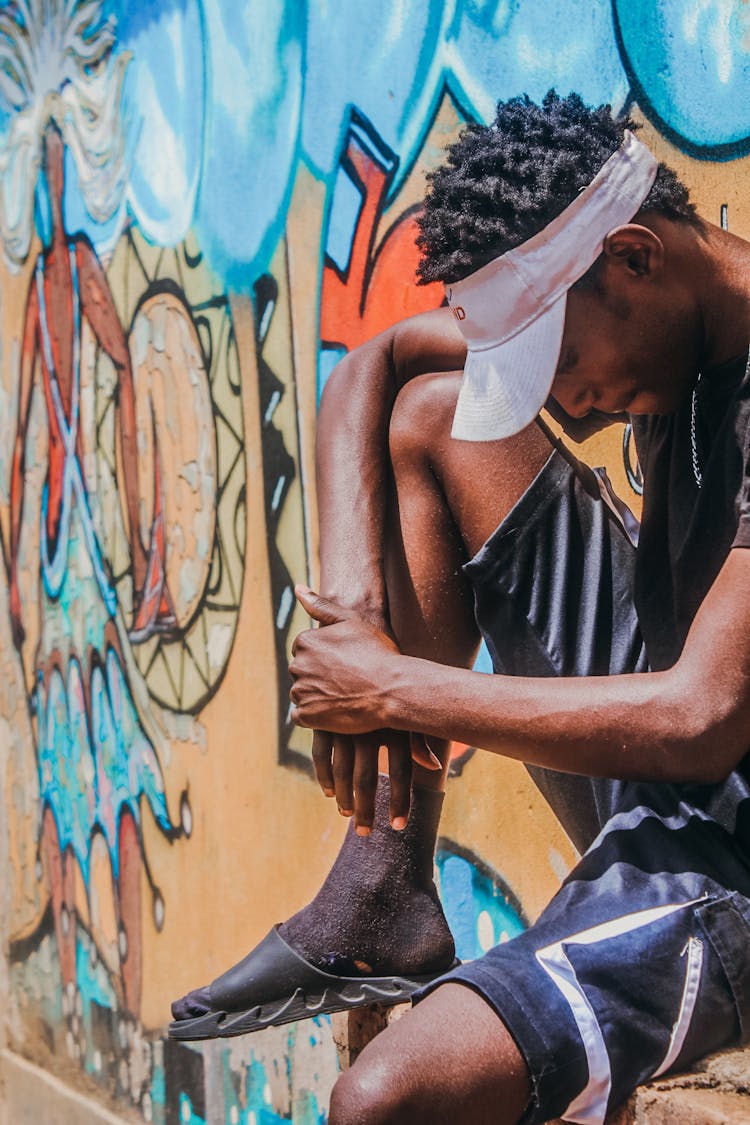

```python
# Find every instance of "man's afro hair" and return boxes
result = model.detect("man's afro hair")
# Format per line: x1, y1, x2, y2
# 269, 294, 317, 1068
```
416, 90, 696, 285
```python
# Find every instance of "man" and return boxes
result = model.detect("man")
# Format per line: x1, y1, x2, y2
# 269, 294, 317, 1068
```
172, 92, 750, 1124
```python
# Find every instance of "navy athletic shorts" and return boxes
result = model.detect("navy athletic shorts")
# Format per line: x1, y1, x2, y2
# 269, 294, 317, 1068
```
415, 447, 750, 1125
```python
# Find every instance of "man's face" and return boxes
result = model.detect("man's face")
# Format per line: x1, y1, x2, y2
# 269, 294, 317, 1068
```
550, 269, 701, 421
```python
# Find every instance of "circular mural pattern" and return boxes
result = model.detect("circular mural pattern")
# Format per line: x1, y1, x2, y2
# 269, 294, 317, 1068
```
84, 228, 246, 714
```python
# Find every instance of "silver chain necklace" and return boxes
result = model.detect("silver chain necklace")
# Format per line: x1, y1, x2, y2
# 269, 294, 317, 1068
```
690, 348, 750, 489
690, 375, 702, 488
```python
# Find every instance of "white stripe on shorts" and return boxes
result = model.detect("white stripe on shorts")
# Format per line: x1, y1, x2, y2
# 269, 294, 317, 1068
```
535, 897, 704, 1125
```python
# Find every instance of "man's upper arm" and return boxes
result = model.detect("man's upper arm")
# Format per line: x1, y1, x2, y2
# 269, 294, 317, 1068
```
390, 307, 467, 388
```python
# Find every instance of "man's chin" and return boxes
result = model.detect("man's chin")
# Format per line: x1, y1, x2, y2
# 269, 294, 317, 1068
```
545, 398, 626, 443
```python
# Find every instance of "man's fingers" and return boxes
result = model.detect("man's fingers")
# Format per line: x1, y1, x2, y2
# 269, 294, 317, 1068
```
311, 730, 335, 797
388, 732, 412, 830
332, 735, 355, 817
410, 732, 443, 771
353, 733, 379, 835
294, 585, 355, 627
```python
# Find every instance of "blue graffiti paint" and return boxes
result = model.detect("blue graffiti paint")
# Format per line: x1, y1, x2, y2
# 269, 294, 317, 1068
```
118, 0, 205, 247
3, 0, 632, 291
474, 641, 493, 675
75, 933, 117, 1013
62, 149, 125, 255
221, 1020, 332, 1125
317, 347, 346, 405
444, 0, 628, 123
33, 243, 172, 886
303, 0, 627, 197
244, 1055, 288, 1124
302, 0, 446, 192
74, 934, 119, 1079
292, 1090, 327, 1125
193, 0, 304, 288
110, 0, 188, 39
326, 167, 367, 278
179, 1092, 207, 1124
34, 173, 53, 249
614, 0, 750, 155
51, 0, 632, 289
151, 1052, 167, 1119
436, 846, 525, 962
12, 0, 740, 296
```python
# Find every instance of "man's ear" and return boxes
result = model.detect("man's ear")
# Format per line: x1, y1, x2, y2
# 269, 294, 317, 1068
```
602, 223, 664, 279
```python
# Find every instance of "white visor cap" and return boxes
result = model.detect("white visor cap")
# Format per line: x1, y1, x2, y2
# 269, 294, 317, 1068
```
446, 130, 658, 441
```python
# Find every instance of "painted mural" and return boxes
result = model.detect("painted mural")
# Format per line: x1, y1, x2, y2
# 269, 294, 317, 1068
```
2, 0, 750, 1121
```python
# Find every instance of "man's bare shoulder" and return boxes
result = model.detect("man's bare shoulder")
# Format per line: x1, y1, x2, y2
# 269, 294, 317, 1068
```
389, 308, 467, 386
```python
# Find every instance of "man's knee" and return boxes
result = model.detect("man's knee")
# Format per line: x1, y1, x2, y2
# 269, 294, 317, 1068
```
388, 370, 462, 464
329, 1056, 412, 1125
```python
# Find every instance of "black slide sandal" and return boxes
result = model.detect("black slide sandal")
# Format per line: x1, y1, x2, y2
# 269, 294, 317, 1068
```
169, 925, 459, 1041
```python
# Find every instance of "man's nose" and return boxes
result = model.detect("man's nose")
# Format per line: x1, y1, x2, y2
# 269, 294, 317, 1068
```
553, 387, 595, 419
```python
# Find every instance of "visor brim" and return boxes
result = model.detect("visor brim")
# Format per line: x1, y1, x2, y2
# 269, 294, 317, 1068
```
451, 293, 567, 442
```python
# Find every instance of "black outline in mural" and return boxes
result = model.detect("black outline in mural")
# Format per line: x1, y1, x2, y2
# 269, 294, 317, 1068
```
321, 108, 400, 312
612, 0, 750, 162
436, 837, 530, 931
448, 745, 477, 778
252, 272, 302, 769
99, 228, 248, 717
164, 1039, 206, 1125
622, 422, 644, 496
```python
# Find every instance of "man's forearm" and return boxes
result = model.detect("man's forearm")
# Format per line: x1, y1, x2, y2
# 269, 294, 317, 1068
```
382, 655, 738, 785
290, 555, 750, 787
316, 338, 395, 612
315, 309, 467, 614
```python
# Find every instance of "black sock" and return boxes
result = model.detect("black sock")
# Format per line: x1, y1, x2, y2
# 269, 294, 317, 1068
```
279, 777, 453, 976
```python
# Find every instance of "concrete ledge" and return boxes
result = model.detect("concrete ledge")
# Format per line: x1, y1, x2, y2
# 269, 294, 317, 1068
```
606, 1046, 750, 1124
625, 1086, 750, 1123
2, 1027, 749, 1123
0, 1049, 132, 1125
331, 1001, 409, 1069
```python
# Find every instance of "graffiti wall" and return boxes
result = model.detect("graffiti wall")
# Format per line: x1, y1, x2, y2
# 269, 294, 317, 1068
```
1, 1, 749, 1121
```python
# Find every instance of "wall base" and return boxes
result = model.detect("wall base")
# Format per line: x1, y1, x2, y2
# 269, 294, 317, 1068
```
0, 1049, 135, 1125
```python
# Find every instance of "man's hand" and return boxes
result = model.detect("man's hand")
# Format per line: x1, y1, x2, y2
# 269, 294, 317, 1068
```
290, 587, 401, 733
289, 586, 440, 832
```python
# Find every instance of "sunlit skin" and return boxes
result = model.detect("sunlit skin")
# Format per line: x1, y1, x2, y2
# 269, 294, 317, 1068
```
552, 216, 750, 419
292, 212, 750, 804
289, 210, 750, 1125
